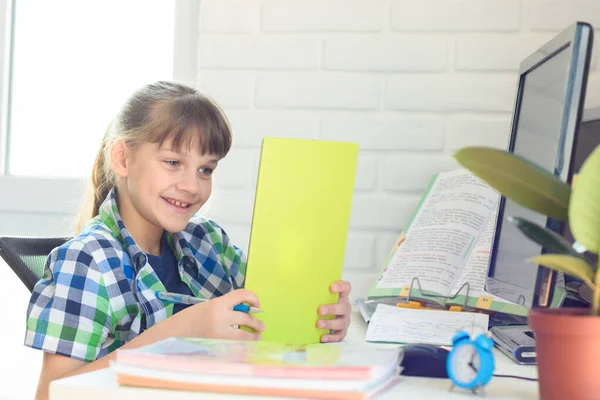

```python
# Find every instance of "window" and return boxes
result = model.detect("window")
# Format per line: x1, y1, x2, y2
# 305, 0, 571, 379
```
7, 0, 177, 178
0, 0, 198, 220
0, 2, 201, 393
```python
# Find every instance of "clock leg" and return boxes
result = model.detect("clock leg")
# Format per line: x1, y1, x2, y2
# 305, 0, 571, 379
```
449, 384, 455, 392
472, 385, 486, 397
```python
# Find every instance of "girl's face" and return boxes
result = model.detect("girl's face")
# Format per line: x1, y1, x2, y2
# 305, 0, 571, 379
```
124, 138, 219, 233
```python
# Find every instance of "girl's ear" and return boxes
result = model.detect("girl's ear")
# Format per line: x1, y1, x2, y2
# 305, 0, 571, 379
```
110, 140, 130, 178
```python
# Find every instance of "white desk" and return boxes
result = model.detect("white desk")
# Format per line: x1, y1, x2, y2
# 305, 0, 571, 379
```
50, 310, 539, 400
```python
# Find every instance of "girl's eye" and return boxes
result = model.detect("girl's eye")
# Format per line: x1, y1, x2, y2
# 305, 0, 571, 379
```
166, 160, 179, 168
199, 167, 214, 176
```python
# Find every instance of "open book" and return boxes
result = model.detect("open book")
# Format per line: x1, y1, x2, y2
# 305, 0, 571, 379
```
367, 169, 530, 317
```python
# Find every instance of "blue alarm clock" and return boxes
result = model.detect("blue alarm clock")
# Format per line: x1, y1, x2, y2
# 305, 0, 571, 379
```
447, 331, 495, 394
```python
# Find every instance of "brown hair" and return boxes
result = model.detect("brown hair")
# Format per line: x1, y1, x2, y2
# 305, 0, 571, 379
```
75, 81, 232, 233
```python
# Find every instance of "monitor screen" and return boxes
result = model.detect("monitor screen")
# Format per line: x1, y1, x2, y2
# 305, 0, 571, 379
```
486, 23, 593, 308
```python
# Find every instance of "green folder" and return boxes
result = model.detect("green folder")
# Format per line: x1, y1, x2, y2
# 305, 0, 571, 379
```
243, 137, 358, 344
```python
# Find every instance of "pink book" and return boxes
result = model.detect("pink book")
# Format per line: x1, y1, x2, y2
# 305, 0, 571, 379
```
114, 369, 402, 400
116, 337, 402, 381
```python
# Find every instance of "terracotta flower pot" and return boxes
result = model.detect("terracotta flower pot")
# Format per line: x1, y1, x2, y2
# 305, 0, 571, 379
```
528, 307, 600, 400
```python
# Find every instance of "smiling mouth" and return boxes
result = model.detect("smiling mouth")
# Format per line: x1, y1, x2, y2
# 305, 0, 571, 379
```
163, 197, 191, 209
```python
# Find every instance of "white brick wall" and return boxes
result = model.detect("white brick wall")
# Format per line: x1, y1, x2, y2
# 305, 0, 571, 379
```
255, 73, 382, 109
527, 1, 600, 31
262, 0, 387, 32
197, 0, 600, 300
391, 0, 522, 32
323, 36, 448, 72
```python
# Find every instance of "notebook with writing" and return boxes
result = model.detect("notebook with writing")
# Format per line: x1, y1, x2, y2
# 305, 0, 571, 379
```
243, 137, 359, 344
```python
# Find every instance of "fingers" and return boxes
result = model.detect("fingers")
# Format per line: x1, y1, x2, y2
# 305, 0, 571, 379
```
232, 312, 266, 333
330, 280, 352, 296
317, 293, 351, 343
320, 328, 348, 343
317, 318, 350, 343
226, 289, 260, 308
227, 312, 265, 341
318, 300, 351, 317
230, 328, 262, 341
316, 315, 349, 331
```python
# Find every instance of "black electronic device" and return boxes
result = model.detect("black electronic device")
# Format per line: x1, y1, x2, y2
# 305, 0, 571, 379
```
399, 343, 449, 379
486, 22, 594, 309
489, 325, 537, 365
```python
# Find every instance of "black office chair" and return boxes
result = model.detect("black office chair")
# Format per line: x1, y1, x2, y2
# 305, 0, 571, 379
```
0, 236, 71, 292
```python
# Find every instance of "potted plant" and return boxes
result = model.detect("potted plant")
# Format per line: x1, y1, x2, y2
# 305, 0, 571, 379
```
453, 144, 600, 400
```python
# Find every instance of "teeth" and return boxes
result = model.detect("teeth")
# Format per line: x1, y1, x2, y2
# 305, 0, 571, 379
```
167, 198, 189, 208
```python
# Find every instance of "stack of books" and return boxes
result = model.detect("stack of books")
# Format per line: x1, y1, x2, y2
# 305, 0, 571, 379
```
110, 337, 403, 399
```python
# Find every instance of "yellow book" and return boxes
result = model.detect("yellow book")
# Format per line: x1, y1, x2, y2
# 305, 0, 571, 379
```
243, 137, 358, 344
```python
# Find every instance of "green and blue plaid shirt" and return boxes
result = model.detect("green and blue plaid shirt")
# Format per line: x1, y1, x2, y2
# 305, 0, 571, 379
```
24, 188, 246, 362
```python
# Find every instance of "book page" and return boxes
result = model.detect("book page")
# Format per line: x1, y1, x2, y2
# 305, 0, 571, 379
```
452, 209, 497, 294
446, 209, 537, 312
484, 279, 531, 305
365, 304, 489, 345
376, 169, 499, 297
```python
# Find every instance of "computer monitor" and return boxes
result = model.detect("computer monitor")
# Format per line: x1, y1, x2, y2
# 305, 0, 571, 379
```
562, 111, 600, 304
485, 22, 594, 309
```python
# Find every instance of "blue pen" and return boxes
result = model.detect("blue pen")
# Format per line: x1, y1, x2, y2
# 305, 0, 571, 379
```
155, 291, 262, 314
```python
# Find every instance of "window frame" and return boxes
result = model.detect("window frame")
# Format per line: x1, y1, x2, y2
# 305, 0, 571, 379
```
0, 0, 200, 218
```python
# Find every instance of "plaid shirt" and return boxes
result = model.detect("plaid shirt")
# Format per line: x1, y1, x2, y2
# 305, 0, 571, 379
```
24, 188, 246, 362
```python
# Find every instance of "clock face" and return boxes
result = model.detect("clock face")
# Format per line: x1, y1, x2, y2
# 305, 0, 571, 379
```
450, 344, 481, 385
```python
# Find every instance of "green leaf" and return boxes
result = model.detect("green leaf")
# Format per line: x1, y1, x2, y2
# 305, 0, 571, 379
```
529, 254, 595, 288
454, 147, 571, 221
569, 145, 600, 254
508, 216, 583, 259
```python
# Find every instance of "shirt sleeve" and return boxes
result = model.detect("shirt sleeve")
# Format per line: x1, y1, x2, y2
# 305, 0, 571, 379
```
24, 239, 112, 362
209, 220, 247, 290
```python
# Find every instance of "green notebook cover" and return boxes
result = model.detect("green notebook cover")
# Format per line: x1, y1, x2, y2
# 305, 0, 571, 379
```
243, 137, 358, 344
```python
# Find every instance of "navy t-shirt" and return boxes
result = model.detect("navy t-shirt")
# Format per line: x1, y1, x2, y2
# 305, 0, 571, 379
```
147, 237, 193, 314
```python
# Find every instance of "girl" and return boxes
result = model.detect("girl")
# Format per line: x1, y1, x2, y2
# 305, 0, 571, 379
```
24, 81, 352, 400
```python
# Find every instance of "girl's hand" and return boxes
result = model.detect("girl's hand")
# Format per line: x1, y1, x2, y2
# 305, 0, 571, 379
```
172, 289, 265, 341
316, 280, 352, 343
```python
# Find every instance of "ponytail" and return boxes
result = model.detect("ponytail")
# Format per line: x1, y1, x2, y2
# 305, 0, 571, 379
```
74, 124, 115, 233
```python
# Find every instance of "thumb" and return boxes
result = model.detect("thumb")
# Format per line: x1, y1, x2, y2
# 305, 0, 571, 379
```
225, 289, 260, 308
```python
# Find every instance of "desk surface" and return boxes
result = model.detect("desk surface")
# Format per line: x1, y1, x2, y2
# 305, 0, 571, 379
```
50, 310, 539, 400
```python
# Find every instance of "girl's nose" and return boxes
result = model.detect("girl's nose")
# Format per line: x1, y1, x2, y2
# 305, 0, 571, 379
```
176, 170, 201, 195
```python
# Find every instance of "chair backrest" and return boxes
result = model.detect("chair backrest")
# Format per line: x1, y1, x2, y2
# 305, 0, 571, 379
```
0, 236, 72, 292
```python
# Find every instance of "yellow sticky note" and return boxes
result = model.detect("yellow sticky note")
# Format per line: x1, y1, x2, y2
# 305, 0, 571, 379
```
243, 138, 358, 344
398, 286, 411, 298
476, 296, 494, 310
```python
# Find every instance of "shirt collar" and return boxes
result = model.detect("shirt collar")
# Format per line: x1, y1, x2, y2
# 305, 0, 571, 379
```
90, 187, 199, 276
